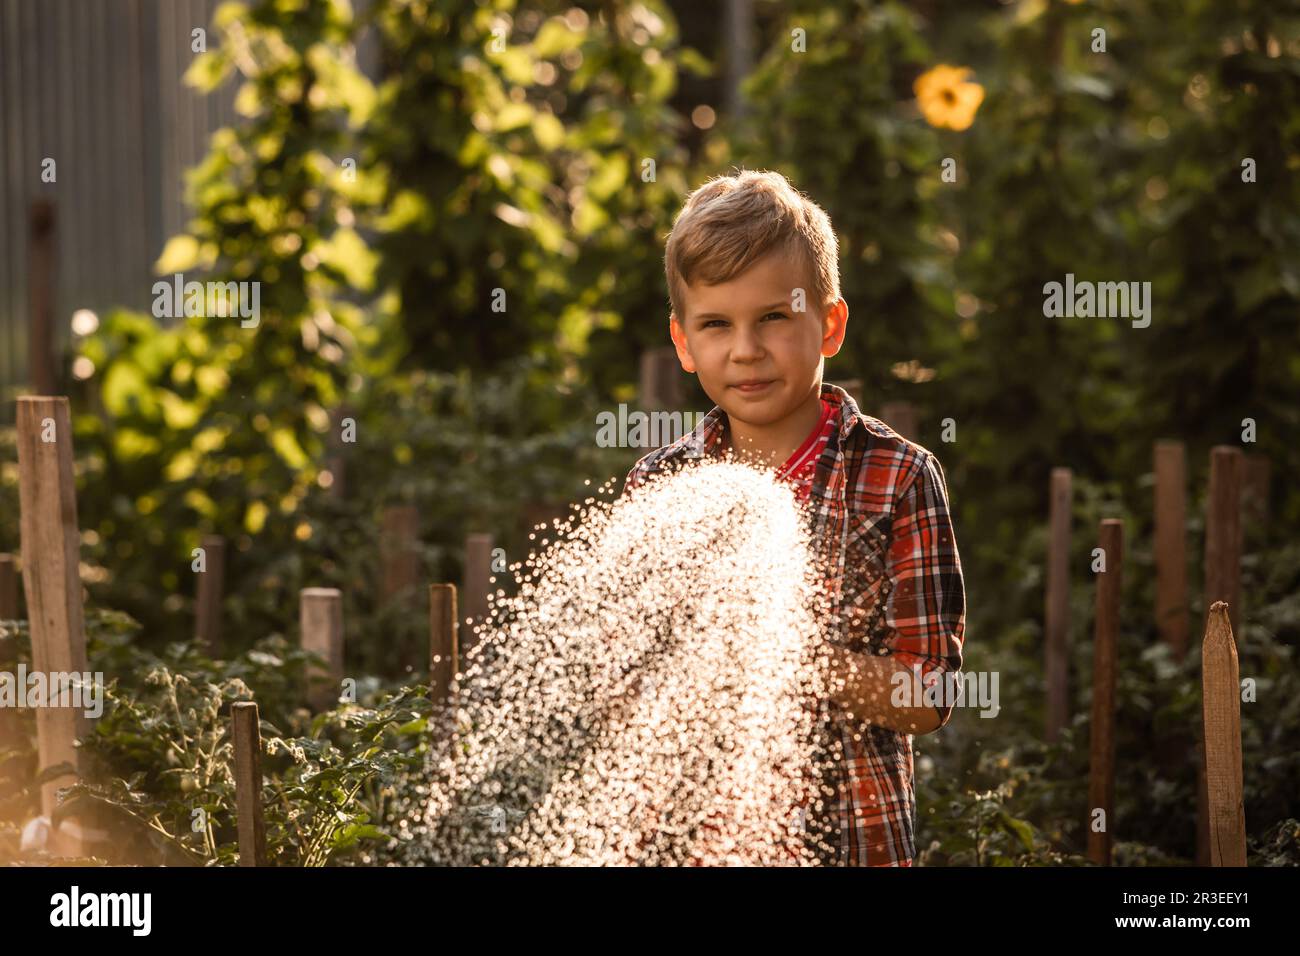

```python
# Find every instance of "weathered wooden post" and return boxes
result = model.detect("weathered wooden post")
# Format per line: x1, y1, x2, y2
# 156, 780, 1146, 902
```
194, 534, 225, 657
462, 533, 494, 652
1201, 601, 1246, 866
1154, 441, 1188, 661
15, 397, 88, 849
1087, 518, 1122, 866
300, 588, 344, 712
380, 504, 421, 671
231, 701, 267, 867
1045, 467, 1072, 743
380, 505, 421, 605
1198, 447, 1244, 864
428, 583, 458, 705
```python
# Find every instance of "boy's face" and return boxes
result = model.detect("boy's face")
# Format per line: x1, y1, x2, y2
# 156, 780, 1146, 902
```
669, 250, 848, 429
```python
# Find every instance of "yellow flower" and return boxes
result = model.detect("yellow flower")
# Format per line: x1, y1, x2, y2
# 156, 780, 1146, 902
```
913, 65, 986, 131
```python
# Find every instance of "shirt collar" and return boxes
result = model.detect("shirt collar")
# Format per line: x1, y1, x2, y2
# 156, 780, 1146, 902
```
684, 380, 864, 459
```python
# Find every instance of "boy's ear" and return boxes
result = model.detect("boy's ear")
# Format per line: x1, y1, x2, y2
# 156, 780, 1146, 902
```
821, 298, 849, 358
669, 314, 697, 373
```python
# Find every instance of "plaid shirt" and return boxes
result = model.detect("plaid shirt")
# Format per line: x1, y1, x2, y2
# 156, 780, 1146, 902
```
622, 382, 966, 866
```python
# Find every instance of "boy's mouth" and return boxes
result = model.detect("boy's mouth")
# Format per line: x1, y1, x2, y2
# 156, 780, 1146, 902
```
730, 379, 776, 394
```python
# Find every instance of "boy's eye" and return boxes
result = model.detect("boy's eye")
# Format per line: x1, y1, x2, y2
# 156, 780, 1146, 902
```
700, 312, 784, 328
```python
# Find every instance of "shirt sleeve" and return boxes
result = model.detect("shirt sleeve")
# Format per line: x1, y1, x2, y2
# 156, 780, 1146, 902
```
882, 450, 966, 729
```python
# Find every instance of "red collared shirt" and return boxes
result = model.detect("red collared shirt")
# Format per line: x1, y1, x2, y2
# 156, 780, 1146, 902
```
775, 397, 837, 502
623, 383, 966, 866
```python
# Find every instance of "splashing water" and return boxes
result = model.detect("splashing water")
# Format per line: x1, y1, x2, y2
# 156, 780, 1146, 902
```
414, 458, 844, 866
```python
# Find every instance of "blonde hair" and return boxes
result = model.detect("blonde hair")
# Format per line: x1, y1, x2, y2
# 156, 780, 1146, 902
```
663, 168, 841, 322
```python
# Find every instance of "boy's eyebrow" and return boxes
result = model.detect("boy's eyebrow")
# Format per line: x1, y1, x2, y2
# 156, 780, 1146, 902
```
690, 300, 791, 322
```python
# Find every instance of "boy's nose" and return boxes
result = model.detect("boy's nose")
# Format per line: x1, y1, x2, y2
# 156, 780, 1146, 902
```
730, 333, 765, 362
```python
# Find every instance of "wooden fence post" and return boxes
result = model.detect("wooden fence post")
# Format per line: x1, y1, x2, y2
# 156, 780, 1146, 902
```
429, 583, 458, 705
380, 505, 421, 670
1087, 518, 1122, 866
1198, 446, 1244, 864
15, 397, 88, 842
463, 533, 494, 647
1201, 601, 1246, 867
0, 554, 18, 619
300, 588, 344, 712
231, 701, 267, 867
1045, 468, 1072, 743
380, 505, 421, 604
194, 534, 225, 657
1154, 441, 1188, 661
1204, 446, 1243, 637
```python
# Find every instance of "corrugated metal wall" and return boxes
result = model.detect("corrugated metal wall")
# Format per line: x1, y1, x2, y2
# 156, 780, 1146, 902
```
0, 0, 238, 400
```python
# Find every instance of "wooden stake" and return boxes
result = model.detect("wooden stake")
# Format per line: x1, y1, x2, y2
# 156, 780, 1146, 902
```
1154, 441, 1188, 661
1201, 602, 1246, 866
1087, 519, 1122, 866
1204, 447, 1242, 637
300, 588, 344, 712
194, 534, 225, 657
380, 505, 421, 604
428, 583, 458, 704
231, 701, 267, 867
463, 532, 494, 625
15, 397, 88, 835
1045, 468, 1071, 743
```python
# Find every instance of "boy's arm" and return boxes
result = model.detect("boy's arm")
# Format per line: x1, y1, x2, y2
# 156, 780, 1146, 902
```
828, 451, 966, 735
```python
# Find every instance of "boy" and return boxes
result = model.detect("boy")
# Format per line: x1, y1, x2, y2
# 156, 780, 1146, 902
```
622, 170, 966, 866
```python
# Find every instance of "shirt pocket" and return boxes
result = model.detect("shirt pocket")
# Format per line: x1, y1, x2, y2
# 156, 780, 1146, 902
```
841, 511, 893, 655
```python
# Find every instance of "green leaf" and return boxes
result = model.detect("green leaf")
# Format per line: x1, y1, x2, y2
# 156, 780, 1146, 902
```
155, 235, 201, 275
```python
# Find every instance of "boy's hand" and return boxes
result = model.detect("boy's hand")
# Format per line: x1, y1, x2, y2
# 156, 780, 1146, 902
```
824, 643, 942, 735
